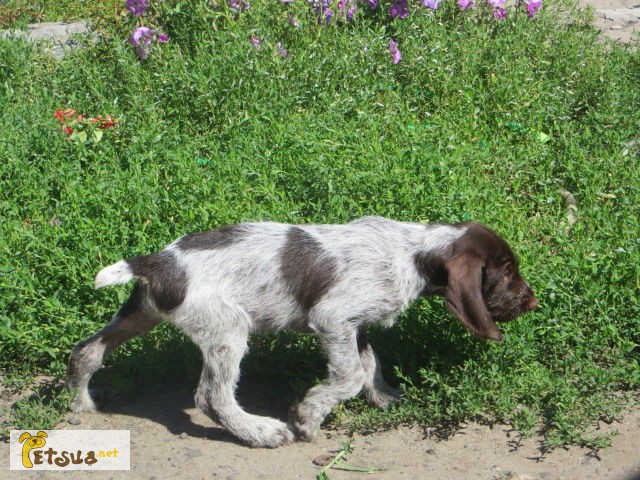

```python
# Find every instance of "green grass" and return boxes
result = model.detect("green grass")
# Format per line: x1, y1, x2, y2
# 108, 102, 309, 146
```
1, 0, 122, 26
1, 0, 639, 450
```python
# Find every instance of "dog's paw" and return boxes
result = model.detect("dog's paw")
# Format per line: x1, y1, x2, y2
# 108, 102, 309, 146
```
68, 386, 99, 413
364, 385, 402, 409
291, 407, 320, 442
244, 417, 295, 448
292, 420, 318, 442
69, 396, 97, 413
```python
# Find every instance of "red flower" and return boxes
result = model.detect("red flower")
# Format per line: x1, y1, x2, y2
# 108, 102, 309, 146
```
91, 115, 118, 129
54, 109, 77, 123
63, 126, 74, 135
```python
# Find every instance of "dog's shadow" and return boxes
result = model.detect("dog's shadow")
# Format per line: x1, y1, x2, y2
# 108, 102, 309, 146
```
87, 333, 324, 445
91, 372, 305, 445
79, 309, 480, 445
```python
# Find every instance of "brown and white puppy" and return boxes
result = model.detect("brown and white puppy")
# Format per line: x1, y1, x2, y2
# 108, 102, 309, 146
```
66, 216, 537, 448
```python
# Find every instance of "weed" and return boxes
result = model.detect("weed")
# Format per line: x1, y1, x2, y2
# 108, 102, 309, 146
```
315, 440, 389, 480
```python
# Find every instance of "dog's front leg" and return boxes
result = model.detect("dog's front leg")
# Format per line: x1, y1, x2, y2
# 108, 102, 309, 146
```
292, 325, 366, 441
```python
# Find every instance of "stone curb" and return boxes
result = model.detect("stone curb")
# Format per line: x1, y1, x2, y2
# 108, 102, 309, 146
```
0, 20, 90, 59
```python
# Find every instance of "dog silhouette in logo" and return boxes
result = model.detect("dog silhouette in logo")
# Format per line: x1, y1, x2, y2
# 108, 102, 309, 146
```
19, 431, 48, 468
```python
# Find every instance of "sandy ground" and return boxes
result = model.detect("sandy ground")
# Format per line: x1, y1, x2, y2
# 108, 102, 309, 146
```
1, 378, 639, 480
577, 0, 640, 44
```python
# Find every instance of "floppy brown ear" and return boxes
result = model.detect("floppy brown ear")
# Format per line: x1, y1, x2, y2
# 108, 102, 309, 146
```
444, 253, 502, 342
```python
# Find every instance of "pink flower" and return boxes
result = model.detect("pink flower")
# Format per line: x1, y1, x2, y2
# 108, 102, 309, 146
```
389, 38, 401, 64
486, 0, 505, 7
525, 0, 542, 17
157, 33, 169, 43
251, 35, 261, 49
458, 0, 474, 9
422, 0, 443, 9
493, 7, 506, 19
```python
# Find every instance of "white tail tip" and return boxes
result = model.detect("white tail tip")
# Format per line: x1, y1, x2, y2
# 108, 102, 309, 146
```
94, 260, 134, 289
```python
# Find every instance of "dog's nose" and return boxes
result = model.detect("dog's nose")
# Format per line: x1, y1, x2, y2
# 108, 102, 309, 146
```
528, 297, 539, 310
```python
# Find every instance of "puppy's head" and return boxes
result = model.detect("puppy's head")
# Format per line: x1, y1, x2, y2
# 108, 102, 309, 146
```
444, 223, 537, 342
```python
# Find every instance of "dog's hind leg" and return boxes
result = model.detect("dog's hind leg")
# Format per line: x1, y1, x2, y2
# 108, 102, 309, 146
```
357, 330, 401, 408
190, 300, 294, 448
66, 282, 162, 412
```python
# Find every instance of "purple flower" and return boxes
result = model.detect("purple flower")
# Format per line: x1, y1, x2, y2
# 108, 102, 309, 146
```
389, 38, 401, 64
250, 35, 261, 49
308, 0, 333, 24
129, 26, 155, 47
368, 0, 378, 8
324, 8, 333, 23
338, 0, 356, 20
129, 27, 168, 58
277, 42, 292, 58
458, 0, 474, 9
493, 7, 506, 19
422, 0, 442, 9
487, 0, 506, 18
525, 0, 542, 17
228, 0, 250, 11
125, 0, 148, 17
280, 0, 294, 2
389, 0, 409, 18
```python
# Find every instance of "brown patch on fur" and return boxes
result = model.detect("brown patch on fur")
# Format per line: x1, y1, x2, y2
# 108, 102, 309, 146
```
413, 250, 448, 296
126, 251, 187, 312
280, 227, 337, 310
176, 224, 245, 251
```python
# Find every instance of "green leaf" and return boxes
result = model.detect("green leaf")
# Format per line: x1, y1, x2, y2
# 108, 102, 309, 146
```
74, 131, 87, 143
92, 129, 103, 143
536, 132, 552, 144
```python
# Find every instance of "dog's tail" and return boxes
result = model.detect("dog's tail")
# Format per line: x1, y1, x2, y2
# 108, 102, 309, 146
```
94, 260, 135, 289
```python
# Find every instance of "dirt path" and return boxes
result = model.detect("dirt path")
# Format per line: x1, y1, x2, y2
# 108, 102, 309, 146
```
2, 384, 640, 480
577, 0, 640, 44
